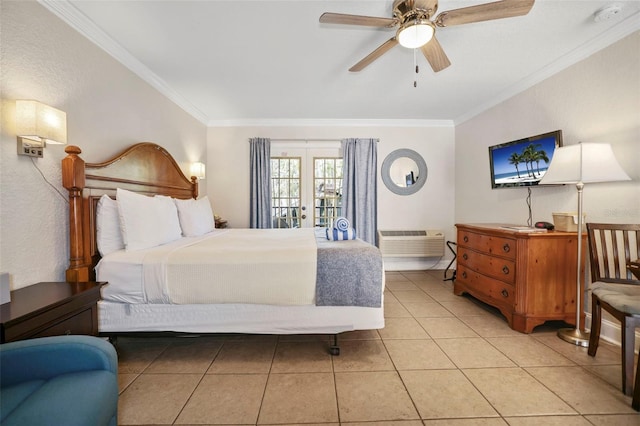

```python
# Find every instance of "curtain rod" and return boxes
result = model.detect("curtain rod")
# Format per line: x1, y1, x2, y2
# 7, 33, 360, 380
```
253, 138, 342, 143
250, 138, 378, 143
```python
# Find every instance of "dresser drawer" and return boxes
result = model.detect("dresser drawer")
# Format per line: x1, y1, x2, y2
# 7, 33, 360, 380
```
32, 308, 94, 338
457, 265, 515, 306
458, 247, 516, 284
4, 308, 95, 342
458, 230, 516, 260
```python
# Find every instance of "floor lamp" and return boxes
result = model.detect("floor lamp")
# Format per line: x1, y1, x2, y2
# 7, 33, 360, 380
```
539, 142, 630, 346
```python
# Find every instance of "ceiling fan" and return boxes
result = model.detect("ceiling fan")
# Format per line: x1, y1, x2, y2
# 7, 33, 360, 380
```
319, 0, 535, 73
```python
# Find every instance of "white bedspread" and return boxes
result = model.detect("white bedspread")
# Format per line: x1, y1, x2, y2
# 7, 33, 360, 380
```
142, 228, 317, 305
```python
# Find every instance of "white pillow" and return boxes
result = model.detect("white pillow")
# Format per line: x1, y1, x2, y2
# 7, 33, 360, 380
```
116, 188, 182, 251
174, 196, 215, 237
96, 194, 124, 256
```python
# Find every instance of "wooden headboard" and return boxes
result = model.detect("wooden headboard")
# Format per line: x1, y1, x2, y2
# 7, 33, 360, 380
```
62, 143, 198, 282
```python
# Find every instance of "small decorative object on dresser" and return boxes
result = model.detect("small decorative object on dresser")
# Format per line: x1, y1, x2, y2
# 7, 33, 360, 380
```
214, 215, 228, 229
0, 282, 105, 343
454, 223, 585, 333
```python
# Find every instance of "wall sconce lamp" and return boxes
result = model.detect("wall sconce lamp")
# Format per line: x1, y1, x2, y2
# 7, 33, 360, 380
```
190, 162, 206, 180
16, 100, 67, 158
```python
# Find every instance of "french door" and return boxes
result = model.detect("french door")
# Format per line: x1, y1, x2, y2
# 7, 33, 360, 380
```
271, 145, 342, 228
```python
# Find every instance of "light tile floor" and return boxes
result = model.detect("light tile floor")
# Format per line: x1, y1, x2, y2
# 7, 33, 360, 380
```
115, 270, 640, 425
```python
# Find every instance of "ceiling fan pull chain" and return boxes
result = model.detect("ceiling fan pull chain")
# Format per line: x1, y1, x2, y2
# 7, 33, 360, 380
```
413, 48, 418, 88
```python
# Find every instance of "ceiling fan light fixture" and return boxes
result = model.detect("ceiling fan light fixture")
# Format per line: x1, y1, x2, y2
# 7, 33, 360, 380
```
397, 19, 434, 49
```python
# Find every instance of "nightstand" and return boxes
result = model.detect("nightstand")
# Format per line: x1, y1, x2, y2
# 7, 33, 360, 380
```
215, 217, 228, 228
0, 281, 105, 343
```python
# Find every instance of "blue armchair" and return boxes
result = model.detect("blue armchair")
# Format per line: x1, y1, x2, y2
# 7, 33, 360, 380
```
0, 335, 118, 426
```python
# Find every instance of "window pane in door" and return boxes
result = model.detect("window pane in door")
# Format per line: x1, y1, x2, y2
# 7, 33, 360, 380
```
270, 157, 301, 228
314, 158, 343, 227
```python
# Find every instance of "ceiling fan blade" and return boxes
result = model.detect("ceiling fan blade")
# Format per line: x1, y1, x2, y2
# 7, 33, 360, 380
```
434, 0, 534, 27
420, 35, 451, 72
319, 12, 397, 28
349, 37, 399, 72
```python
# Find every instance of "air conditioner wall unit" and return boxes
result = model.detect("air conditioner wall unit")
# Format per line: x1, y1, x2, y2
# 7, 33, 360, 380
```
377, 230, 445, 258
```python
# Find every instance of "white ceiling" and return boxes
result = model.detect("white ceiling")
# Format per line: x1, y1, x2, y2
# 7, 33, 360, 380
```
45, 0, 640, 125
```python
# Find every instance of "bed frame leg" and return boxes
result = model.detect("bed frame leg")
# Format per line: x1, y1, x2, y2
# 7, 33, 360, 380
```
105, 335, 118, 350
329, 334, 340, 356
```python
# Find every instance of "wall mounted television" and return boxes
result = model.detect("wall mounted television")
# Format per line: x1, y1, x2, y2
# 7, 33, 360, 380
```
489, 130, 563, 189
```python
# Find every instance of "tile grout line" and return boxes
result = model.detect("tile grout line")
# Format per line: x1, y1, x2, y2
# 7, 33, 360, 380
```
251, 336, 278, 425
114, 270, 640, 424
399, 272, 589, 422
169, 338, 225, 425
406, 272, 504, 423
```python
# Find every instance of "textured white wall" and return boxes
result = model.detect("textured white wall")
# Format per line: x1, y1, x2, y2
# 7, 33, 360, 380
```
206, 124, 456, 269
455, 32, 640, 226
2, 2, 637, 288
0, 1, 206, 289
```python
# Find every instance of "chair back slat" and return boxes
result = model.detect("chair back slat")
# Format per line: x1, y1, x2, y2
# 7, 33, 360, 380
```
587, 223, 640, 285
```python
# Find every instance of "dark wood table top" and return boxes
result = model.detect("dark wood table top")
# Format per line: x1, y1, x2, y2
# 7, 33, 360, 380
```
0, 282, 105, 324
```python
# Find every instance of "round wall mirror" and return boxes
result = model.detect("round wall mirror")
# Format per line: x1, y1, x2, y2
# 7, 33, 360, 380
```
381, 149, 428, 196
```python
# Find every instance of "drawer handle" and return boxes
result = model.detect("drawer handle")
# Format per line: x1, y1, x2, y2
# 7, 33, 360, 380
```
462, 271, 467, 279
502, 266, 510, 275
503, 244, 511, 253
501, 289, 509, 298
462, 253, 468, 260
463, 236, 469, 243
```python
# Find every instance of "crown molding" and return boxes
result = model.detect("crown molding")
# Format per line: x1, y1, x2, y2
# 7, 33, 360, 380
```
454, 12, 640, 126
207, 118, 454, 128
39, 0, 452, 129
38, 0, 209, 125
38, 1, 639, 129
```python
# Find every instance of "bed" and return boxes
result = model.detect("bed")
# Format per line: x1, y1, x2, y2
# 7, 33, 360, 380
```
62, 143, 384, 353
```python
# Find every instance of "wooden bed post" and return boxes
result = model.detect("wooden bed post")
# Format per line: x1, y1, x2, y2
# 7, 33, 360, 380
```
191, 177, 199, 199
62, 145, 89, 282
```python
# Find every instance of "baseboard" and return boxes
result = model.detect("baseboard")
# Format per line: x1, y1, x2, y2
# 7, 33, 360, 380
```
585, 313, 640, 354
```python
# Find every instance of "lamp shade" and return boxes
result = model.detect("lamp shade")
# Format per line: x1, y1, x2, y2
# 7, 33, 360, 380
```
16, 100, 67, 145
397, 20, 434, 49
539, 143, 630, 185
190, 162, 206, 179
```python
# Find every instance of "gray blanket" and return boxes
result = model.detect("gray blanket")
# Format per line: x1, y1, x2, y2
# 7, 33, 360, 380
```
315, 229, 383, 307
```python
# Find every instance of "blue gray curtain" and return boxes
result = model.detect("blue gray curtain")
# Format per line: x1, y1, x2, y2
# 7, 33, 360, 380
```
249, 137, 272, 228
341, 138, 378, 245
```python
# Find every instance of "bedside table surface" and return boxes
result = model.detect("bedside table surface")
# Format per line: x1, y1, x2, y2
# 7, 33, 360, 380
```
0, 282, 105, 324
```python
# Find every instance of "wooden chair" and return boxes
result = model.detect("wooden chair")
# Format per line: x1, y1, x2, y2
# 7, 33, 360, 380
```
586, 223, 640, 402
635, 351, 640, 410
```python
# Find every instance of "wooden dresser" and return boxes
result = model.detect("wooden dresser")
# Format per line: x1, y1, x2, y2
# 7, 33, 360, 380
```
454, 223, 585, 333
